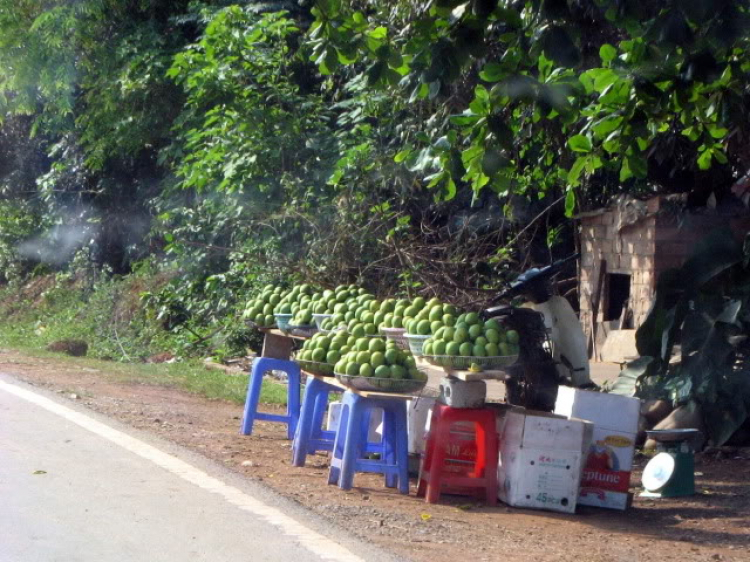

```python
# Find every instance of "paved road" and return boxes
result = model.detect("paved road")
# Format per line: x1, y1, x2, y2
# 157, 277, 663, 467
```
0, 375, 390, 562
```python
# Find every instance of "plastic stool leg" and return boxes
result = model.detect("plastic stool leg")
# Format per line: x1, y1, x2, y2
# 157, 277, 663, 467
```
394, 404, 410, 495
292, 375, 317, 466
240, 361, 266, 435
309, 386, 329, 453
425, 419, 449, 504
338, 395, 365, 490
286, 367, 301, 440
417, 408, 439, 497
383, 409, 397, 489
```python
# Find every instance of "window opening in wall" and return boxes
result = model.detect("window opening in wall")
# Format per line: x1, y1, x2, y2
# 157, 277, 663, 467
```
605, 273, 631, 324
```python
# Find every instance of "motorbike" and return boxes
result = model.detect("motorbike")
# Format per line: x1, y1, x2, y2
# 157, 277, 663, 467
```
482, 254, 594, 412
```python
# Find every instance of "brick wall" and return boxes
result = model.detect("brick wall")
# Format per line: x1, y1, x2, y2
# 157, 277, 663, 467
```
579, 210, 656, 347
579, 196, 750, 359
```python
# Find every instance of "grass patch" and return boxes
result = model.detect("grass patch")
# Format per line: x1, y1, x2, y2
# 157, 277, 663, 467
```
0, 346, 288, 406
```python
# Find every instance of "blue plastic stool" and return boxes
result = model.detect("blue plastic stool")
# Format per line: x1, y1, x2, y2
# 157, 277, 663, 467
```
328, 391, 410, 494
241, 358, 301, 440
292, 375, 342, 466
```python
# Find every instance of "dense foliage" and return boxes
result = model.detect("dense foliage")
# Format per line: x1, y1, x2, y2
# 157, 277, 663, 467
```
1, 0, 750, 362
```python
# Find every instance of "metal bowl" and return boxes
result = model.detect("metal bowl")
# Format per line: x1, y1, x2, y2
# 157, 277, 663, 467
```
296, 358, 335, 376
404, 333, 431, 356
380, 327, 409, 350
422, 354, 519, 370
334, 372, 427, 394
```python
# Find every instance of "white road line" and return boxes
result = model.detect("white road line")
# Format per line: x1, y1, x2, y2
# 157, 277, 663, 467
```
0, 380, 365, 562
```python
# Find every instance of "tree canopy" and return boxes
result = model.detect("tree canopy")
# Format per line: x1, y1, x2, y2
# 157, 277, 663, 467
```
1, 0, 749, 317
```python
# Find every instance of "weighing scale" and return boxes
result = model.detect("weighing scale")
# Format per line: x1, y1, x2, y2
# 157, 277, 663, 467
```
436, 368, 510, 408
640, 429, 700, 498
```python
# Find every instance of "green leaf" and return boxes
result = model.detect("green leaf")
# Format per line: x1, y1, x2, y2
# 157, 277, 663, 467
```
394, 149, 411, 163
599, 44, 617, 64
479, 63, 504, 82
567, 134, 592, 153
564, 189, 576, 217
567, 156, 587, 186
698, 147, 713, 170
619, 158, 632, 182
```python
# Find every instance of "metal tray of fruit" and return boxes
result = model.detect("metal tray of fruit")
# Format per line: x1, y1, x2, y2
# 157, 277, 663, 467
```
245, 319, 275, 331
380, 328, 409, 350
296, 358, 335, 376
422, 355, 519, 370
287, 324, 318, 338
334, 373, 427, 394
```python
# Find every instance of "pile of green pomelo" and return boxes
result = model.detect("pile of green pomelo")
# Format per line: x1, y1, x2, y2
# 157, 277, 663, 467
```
244, 283, 520, 388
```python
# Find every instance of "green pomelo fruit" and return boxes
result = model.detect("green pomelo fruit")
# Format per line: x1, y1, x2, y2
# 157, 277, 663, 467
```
459, 342, 473, 356
371, 352, 385, 368
360, 363, 374, 377
506, 330, 520, 345
484, 319, 501, 332
369, 338, 385, 353
345, 362, 360, 376
485, 329, 500, 344
375, 365, 392, 378
453, 328, 468, 344
384, 348, 400, 365
356, 339, 369, 352
433, 340, 447, 355
391, 365, 406, 379
446, 342, 460, 356
468, 324, 483, 339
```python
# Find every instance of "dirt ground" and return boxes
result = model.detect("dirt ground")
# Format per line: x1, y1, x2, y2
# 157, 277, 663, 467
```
2, 348, 749, 562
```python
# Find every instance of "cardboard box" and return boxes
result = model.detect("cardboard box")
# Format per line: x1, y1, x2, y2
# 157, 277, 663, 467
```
554, 387, 640, 510
497, 409, 594, 514
554, 387, 640, 433
407, 397, 435, 455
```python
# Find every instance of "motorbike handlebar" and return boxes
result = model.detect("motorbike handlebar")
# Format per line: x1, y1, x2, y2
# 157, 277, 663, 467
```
490, 253, 580, 304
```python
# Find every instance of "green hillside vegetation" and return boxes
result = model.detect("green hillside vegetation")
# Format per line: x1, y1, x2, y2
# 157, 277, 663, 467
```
1, 0, 749, 362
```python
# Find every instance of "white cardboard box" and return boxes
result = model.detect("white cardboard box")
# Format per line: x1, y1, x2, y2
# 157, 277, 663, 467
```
407, 397, 436, 455
497, 409, 594, 514
554, 387, 640, 510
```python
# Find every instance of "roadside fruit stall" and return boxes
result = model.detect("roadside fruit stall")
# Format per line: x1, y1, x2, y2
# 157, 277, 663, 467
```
240, 282, 644, 514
